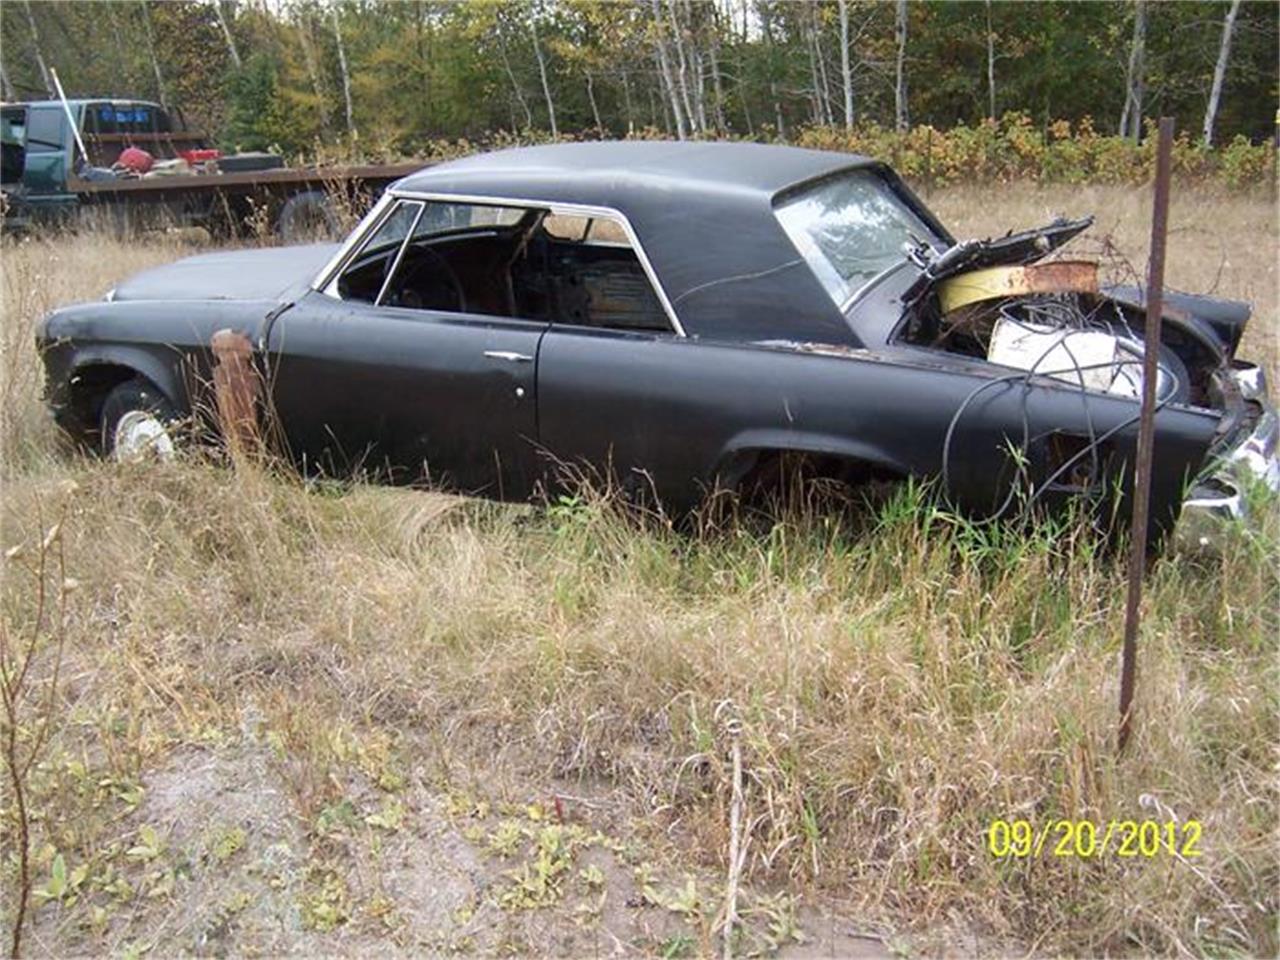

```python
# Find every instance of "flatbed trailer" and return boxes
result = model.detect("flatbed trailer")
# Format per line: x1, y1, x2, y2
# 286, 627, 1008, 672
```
1, 96, 422, 240
66, 160, 423, 240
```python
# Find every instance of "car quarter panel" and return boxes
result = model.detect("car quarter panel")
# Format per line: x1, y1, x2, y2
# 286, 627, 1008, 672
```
535, 330, 1219, 534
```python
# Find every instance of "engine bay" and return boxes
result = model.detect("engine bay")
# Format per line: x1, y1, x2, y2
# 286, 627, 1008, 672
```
896, 221, 1228, 411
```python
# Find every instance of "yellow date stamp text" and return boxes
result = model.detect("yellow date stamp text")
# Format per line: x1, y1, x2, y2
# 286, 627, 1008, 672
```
986, 819, 1202, 859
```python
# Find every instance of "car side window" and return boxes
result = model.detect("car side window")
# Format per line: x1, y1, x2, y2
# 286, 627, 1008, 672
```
335, 199, 675, 335
529, 214, 670, 332
336, 200, 424, 303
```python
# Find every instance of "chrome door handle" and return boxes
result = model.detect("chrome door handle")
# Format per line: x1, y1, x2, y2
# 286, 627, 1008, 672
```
483, 350, 533, 363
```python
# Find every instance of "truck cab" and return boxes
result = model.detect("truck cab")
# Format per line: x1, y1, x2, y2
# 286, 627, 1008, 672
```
1, 98, 202, 228
2, 95, 407, 240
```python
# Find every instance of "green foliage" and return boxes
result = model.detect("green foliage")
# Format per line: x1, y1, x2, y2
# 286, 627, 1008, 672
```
300, 866, 350, 932
222, 53, 282, 154
2, 1, 1274, 167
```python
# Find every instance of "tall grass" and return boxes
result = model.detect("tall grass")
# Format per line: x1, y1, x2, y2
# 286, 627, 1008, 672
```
1, 233, 197, 476
0, 186, 1276, 956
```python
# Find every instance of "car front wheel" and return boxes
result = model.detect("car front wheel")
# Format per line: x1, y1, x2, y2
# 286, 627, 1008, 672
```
99, 379, 177, 463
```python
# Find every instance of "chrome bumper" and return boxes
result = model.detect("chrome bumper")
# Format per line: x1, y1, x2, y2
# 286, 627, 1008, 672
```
1179, 363, 1279, 546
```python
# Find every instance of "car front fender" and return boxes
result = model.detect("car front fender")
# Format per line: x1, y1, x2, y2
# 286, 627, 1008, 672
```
713, 427, 910, 489
41, 337, 190, 435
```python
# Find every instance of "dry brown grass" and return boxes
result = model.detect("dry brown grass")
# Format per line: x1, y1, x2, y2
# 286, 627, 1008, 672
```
0, 185, 1277, 958
1, 234, 193, 475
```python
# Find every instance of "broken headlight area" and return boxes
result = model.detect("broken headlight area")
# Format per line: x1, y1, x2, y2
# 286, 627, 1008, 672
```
1179, 361, 1280, 548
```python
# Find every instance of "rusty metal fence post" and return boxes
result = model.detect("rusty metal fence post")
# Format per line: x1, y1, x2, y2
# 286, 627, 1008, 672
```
210, 329, 262, 459
1118, 116, 1175, 754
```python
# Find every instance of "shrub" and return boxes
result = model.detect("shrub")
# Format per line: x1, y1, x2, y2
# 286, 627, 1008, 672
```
792, 112, 1275, 190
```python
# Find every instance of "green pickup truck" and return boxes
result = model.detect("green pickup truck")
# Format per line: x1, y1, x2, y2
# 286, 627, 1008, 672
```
1, 97, 418, 239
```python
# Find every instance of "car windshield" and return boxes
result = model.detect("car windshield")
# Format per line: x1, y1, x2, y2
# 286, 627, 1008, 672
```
775, 170, 940, 309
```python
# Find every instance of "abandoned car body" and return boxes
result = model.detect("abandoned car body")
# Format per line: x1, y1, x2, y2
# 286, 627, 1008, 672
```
37, 142, 1278, 538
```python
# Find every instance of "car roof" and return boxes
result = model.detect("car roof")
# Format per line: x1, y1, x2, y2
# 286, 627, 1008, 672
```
395, 141, 892, 344
396, 140, 875, 207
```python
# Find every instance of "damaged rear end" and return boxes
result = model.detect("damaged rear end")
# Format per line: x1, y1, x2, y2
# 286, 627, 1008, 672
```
895, 217, 1278, 542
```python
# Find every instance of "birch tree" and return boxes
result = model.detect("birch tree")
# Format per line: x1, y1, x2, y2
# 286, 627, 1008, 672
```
330, 4, 356, 140
619, 68, 636, 134
806, 11, 824, 126
296, 11, 331, 133
22, 0, 53, 96
139, 1, 169, 111
808, 4, 833, 126
666, 1, 697, 135
985, 0, 996, 121
529, 13, 558, 137
495, 10, 533, 131
838, 0, 853, 129
650, 0, 687, 139
2, 0, 1273, 156
212, 0, 241, 70
1202, 0, 1243, 147
760, 1, 784, 137
106, 3, 137, 95
691, 41, 709, 134
706, 33, 726, 132
585, 70, 603, 135
894, 0, 908, 132
704, 2, 726, 133
1119, 0, 1146, 142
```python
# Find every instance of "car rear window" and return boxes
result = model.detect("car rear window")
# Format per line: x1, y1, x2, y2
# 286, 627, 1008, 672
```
775, 170, 940, 308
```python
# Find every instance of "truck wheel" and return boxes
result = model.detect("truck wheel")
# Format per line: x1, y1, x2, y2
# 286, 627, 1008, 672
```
277, 190, 340, 243
100, 379, 178, 463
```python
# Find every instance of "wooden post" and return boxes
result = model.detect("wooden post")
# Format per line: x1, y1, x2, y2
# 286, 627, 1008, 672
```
211, 329, 261, 459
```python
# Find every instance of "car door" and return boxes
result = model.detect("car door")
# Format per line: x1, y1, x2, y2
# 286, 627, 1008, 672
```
524, 213, 713, 509
265, 199, 547, 498
20, 105, 76, 221
536, 326, 712, 509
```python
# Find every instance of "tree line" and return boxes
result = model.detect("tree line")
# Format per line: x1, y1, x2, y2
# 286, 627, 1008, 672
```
1, 1, 1275, 160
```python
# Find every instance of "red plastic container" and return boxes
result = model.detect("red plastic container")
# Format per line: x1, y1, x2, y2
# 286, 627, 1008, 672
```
180, 148, 222, 165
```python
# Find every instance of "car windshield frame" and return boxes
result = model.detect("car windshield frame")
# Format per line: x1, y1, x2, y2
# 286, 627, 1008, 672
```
774, 169, 943, 312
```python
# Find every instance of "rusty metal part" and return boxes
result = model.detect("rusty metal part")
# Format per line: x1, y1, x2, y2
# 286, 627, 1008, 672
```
757, 339, 867, 359
211, 329, 261, 457
938, 260, 1099, 313
1119, 117, 1175, 754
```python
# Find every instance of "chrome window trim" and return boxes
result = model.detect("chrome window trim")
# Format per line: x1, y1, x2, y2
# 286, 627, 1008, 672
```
312, 189, 687, 338
374, 200, 426, 306
314, 192, 396, 299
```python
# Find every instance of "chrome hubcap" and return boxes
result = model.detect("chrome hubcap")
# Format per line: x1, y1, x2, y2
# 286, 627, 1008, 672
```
113, 410, 175, 462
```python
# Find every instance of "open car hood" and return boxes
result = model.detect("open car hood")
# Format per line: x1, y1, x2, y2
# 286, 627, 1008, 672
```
903, 216, 1094, 307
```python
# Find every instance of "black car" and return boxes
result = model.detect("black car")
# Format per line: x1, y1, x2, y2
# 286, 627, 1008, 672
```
37, 141, 1278, 538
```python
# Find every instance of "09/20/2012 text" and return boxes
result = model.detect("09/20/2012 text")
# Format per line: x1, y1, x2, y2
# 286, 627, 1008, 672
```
987, 819, 1202, 859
